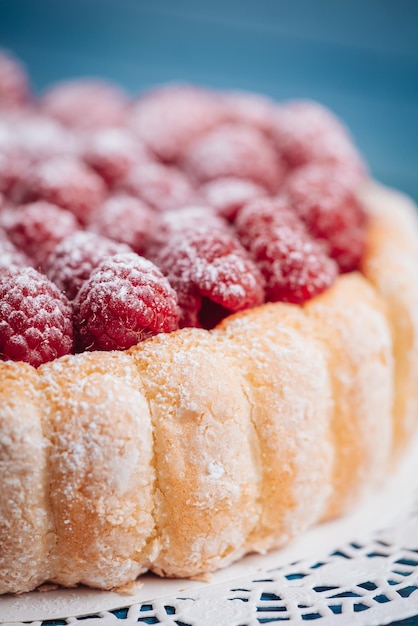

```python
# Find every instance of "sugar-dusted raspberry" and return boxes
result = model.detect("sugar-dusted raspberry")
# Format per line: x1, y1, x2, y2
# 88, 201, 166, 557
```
41, 79, 128, 129
121, 162, 195, 212
87, 194, 156, 254
45, 230, 131, 300
129, 84, 225, 162
182, 123, 285, 193
0, 148, 30, 200
235, 196, 303, 248
13, 114, 79, 163
0, 201, 79, 270
271, 100, 367, 182
235, 197, 338, 304
148, 221, 265, 328
73, 252, 180, 351
0, 230, 32, 271
198, 177, 267, 220
144, 206, 228, 259
82, 127, 153, 188
19, 157, 107, 224
221, 90, 277, 135
0, 50, 30, 108
0, 266, 73, 367
282, 163, 368, 272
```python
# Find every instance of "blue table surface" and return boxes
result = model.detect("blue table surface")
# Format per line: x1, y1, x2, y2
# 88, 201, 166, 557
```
0, 0, 417, 202
0, 1, 417, 624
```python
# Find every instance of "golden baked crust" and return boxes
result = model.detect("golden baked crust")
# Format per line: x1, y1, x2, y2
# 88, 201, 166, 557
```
0, 181, 417, 594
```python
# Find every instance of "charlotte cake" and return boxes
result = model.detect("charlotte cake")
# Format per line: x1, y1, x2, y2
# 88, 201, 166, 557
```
0, 50, 417, 594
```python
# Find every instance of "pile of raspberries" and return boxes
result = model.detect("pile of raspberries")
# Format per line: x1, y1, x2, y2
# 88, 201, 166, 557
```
0, 50, 368, 367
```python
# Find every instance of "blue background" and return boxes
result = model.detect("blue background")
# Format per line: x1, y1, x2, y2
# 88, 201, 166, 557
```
0, 2, 417, 624
0, 0, 417, 202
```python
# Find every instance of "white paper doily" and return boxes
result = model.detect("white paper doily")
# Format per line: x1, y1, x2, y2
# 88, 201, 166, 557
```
1, 437, 418, 626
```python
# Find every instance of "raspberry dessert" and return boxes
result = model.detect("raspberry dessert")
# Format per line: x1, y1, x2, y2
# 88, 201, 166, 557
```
1, 50, 418, 595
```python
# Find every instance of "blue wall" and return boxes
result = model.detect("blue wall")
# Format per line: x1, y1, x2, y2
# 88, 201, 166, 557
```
1, 0, 417, 200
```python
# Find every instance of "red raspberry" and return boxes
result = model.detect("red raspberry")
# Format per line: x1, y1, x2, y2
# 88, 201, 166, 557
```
19, 157, 107, 224
0, 231, 32, 271
148, 222, 265, 328
282, 164, 368, 272
235, 196, 303, 248
0, 148, 30, 200
82, 127, 153, 188
144, 205, 226, 261
271, 100, 367, 183
235, 198, 338, 304
121, 162, 195, 212
73, 252, 180, 351
221, 90, 277, 135
198, 176, 267, 221
0, 50, 30, 108
129, 84, 224, 162
151, 204, 225, 235
87, 194, 156, 255
182, 123, 285, 193
13, 114, 79, 163
45, 230, 131, 300
0, 266, 73, 367
41, 79, 128, 129
0, 201, 79, 270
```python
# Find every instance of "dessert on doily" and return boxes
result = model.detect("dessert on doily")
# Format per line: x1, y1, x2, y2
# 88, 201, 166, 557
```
0, 49, 418, 595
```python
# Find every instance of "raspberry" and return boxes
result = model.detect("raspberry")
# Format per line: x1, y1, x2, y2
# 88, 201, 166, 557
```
82, 127, 152, 188
271, 100, 367, 182
121, 162, 195, 212
235, 198, 338, 304
221, 90, 277, 135
198, 177, 266, 221
87, 194, 156, 255
129, 84, 224, 162
148, 222, 265, 328
13, 114, 79, 163
0, 266, 73, 367
41, 79, 128, 129
19, 157, 107, 224
73, 252, 180, 351
235, 196, 303, 248
45, 230, 131, 300
0, 50, 30, 108
0, 231, 32, 271
0, 201, 79, 270
282, 164, 368, 272
0, 148, 30, 200
144, 205, 226, 261
182, 123, 285, 193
